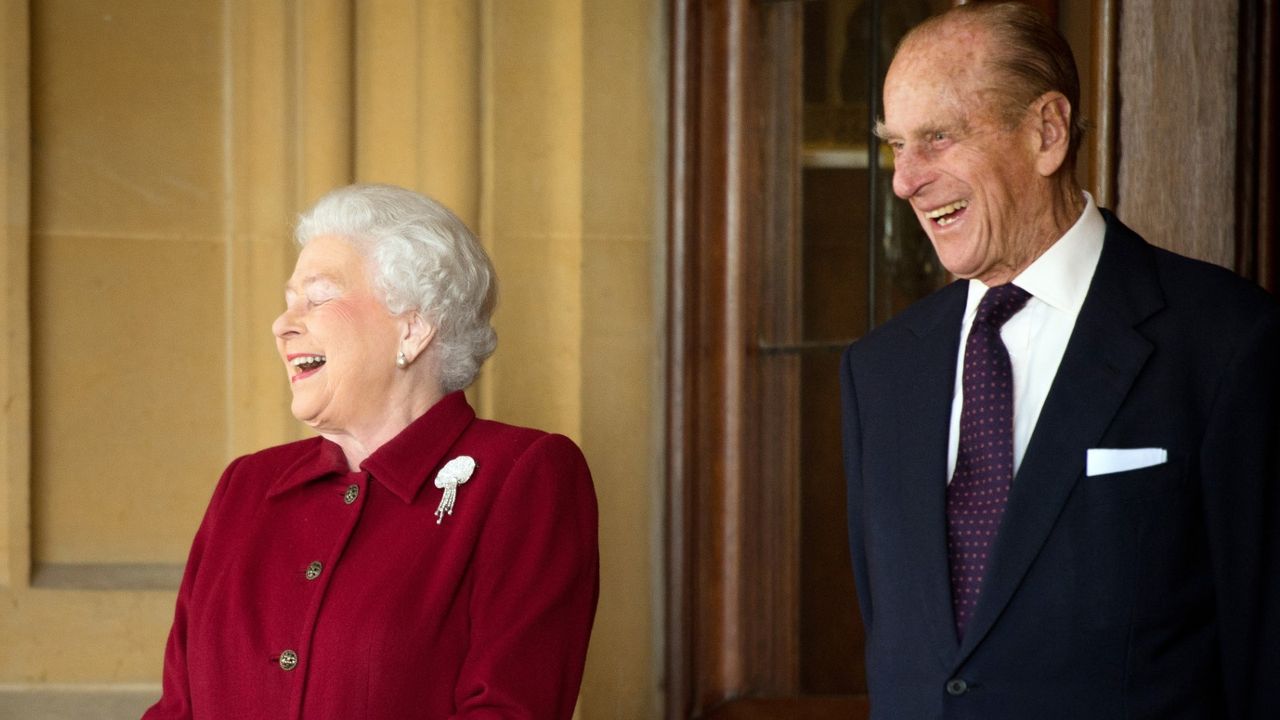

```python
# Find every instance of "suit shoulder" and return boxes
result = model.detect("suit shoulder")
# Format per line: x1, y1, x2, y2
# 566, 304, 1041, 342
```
1150, 244, 1277, 322
1133, 245, 1278, 368
844, 280, 966, 363
1102, 210, 1275, 322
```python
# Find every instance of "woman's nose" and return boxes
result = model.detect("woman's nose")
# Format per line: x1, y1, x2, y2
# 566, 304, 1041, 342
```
272, 305, 299, 339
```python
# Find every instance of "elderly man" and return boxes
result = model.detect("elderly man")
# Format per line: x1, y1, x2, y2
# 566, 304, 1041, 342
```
840, 3, 1279, 718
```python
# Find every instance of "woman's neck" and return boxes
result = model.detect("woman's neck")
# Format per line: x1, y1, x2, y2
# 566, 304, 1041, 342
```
321, 384, 445, 470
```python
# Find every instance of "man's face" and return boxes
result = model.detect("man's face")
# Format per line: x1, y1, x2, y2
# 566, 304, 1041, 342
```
880, 31, 1049, 285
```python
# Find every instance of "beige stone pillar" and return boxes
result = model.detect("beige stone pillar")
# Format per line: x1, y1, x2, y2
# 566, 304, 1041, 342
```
1, 0, 32, 591
355, 0, 481, 225
480, 0, 585, 434
481, 1, 662, 716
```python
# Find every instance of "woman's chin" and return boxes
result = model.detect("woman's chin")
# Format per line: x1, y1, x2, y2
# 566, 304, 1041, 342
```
288, 400, 323, 428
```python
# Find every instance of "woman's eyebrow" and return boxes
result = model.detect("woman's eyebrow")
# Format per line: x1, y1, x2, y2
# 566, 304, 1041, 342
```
285, 273, 342, 294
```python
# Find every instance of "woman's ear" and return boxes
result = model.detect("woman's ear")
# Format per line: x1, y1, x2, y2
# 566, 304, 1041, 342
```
1033, 91, 1072, 177
400, 311, 437, 364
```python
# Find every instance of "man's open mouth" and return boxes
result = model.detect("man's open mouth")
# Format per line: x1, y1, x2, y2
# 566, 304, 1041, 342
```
924, 199, 969, 227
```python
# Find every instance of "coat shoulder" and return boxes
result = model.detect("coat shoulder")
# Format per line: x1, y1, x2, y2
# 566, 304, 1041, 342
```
239, 435, 325, 465
460, 418, 586, 465
230, 436, 328, 478
453, 419, 594, 502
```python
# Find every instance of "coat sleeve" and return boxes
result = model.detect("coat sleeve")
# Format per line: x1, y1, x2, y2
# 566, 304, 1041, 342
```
141, 456, 241, 720
1200, 305, 1280, 719
841, 344, 873, 633
450, 433, 600, 720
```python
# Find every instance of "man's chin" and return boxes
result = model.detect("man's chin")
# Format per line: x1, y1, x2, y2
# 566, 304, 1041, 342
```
929, 238, 989, 279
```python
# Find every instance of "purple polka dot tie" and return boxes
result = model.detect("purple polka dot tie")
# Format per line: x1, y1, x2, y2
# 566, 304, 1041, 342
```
947, 283, 1031, 639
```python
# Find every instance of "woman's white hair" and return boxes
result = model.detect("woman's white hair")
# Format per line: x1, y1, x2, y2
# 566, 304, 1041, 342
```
295, 183, 497, 393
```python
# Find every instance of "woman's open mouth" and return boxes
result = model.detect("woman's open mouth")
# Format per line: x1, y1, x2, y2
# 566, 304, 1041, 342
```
289, 354, 327, 382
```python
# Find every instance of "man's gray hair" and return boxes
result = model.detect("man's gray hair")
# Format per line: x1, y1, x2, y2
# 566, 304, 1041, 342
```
295, 183, 497, 393
900, 1, 1085, 171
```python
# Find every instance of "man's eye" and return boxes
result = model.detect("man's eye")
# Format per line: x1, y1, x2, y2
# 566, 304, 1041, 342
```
932, 131, 947, 142
888, 141, 904, 154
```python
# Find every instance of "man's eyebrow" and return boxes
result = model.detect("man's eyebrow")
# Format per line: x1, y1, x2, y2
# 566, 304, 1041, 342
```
873, 120, 893, 141
914, 124, 948, 139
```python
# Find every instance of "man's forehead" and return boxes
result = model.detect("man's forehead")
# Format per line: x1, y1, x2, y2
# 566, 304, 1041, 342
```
882, 71, 968, 128
900, 16, 988, 61
892, 28, 988, 86
882, 32, 992, 128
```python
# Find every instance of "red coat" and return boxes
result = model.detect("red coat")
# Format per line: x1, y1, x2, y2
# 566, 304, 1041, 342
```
144, 392, 599, 719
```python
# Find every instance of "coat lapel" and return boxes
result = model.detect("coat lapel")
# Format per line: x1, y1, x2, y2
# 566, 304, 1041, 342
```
954, 213, 1165, 663
894, 281, 969, 661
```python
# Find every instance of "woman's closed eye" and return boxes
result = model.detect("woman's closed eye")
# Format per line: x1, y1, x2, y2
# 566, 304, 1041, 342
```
302, 280, 342, 307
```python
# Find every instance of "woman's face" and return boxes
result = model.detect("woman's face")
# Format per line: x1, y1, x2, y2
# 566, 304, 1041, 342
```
271, 235, 404, 436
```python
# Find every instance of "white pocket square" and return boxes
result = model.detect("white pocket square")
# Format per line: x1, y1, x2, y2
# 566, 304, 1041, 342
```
1086, 447, 1168, 477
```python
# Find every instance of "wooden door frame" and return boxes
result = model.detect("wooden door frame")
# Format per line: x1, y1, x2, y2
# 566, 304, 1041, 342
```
1236, 0, 1279, 291
665, 0, 806, 716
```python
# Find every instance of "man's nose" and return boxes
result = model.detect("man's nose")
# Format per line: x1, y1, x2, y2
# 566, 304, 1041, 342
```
891, 148, 929, 200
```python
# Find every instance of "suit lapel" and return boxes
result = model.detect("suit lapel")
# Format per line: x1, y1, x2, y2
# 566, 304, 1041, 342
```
894, 281, 968, 661
955, 213, 1165, 663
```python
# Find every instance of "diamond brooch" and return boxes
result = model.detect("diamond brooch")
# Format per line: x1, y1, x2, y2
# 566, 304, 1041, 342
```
434, 455, 476, 524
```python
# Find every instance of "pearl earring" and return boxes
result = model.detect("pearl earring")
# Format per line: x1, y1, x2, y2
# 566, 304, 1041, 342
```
396, 351, 408, 368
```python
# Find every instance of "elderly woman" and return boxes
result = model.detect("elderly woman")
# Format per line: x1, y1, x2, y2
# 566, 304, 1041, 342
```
144, 184, 599, 719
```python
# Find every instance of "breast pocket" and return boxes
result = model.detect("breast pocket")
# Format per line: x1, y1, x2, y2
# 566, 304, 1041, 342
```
1075, 452, 1189, 507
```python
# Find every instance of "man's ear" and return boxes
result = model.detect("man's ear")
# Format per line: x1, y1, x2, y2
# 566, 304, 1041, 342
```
400, 311, 437, 364
1033, 91, 1072, 177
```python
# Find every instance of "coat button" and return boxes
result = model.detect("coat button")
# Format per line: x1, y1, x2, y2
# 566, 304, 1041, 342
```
278, 650, 298, 671
343, 484, 359, 504
945, 678, 969, 696
304, 561, 323, 581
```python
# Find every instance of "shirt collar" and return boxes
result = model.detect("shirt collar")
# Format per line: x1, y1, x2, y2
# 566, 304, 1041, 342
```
267, 391, 477, 504
965, 191, 1106, 314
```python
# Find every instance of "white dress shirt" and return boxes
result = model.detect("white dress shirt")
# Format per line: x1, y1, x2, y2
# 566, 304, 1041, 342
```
946, 193, 1107, 481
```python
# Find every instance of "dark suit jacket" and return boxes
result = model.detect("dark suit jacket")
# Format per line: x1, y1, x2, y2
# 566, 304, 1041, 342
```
841, 211, 1280, 719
